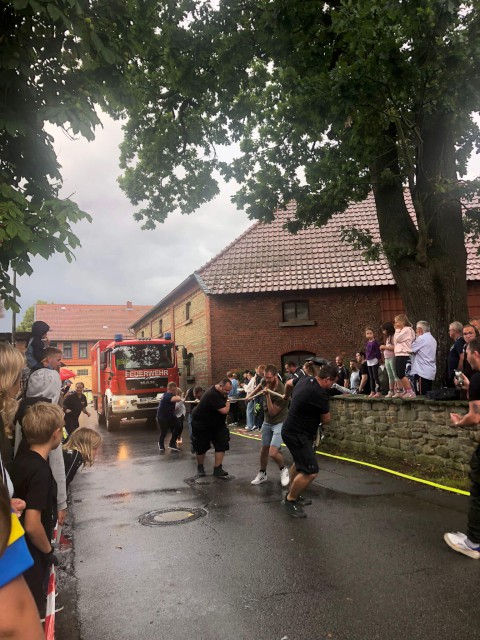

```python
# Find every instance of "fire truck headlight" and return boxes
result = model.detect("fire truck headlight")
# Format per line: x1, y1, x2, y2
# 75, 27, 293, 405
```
113, 399, 127, 407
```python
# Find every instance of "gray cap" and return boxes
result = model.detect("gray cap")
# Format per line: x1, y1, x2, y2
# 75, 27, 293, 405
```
308, 357, 330, 366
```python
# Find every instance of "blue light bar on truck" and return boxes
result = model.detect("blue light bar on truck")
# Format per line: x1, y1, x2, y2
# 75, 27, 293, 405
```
164, 332, 172, 340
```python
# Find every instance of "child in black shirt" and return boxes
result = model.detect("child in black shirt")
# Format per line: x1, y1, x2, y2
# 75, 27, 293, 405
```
63, 427, 102, 489
11, 402, 64, 614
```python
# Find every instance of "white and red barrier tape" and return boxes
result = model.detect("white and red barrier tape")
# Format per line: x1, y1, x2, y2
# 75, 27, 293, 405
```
44, 523, 61, 640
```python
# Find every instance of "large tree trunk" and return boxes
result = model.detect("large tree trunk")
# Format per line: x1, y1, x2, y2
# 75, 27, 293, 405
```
371, 116, 468, 384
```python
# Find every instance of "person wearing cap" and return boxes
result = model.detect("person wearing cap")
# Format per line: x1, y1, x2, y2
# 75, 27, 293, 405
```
281, 362, 338, 518
284, 357, 329, 400
17, 348, 68, 526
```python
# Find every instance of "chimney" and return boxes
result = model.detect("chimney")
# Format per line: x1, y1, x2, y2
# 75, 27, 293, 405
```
126, 301, 133, 310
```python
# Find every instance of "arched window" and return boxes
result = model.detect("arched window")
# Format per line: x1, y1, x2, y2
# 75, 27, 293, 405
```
281, 350, 316, 371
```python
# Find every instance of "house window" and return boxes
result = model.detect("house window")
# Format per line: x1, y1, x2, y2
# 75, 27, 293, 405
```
186, 302, 191, 321
62, 342, 72, 359
79, 342, 88, 359
140, 330, 145, 338
282, 301, 309, 322
158, 319, 163, 336
77, 369, 89, 376
282, 351, 316, 371
49, 341, 57, 348
187, 353, 194, 376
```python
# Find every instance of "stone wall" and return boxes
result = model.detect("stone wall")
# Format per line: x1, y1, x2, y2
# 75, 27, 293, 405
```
327, 396, 480, 472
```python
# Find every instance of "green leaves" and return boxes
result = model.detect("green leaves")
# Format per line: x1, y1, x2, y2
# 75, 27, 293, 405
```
0, 0, 146, 308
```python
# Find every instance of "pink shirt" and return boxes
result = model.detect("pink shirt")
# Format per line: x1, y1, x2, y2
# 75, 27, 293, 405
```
394, 326, 415, 356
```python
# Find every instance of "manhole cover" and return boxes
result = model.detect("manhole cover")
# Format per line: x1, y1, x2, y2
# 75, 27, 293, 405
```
139, 507, 207, 526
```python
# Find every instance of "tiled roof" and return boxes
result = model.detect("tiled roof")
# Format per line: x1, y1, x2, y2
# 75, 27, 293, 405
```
35, 303, 152, 341
197, 193, 480, 294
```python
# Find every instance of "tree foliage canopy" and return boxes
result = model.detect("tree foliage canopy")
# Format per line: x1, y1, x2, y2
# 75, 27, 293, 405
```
119, 0, 480, 235
0, 0, 147, 310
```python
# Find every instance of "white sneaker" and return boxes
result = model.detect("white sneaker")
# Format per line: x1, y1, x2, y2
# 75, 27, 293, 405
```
251, 471, 267, 485
280, 466, 290, 487
444, 532, 480, 559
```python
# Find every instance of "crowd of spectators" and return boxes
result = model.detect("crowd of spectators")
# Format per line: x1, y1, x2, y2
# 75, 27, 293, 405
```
324, 315, 480, 399
0, 324, 101, 635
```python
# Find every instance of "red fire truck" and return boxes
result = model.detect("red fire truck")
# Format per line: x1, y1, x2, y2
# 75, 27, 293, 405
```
91, 334, 181, 431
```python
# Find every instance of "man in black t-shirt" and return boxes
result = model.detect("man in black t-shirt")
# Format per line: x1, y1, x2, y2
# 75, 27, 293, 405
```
444, 338, 480, 559
281, 363, 338, 518
355, 351, 371, 395
63, 382, 91, 435
335, 356, 350, 387
447, 322, 465, 386
191, 378, 232, 478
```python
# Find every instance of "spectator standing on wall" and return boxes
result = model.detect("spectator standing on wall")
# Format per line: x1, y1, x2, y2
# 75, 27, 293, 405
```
461, 324, 480, 381
335, 356, 350, 388
365, 328, 382, 397
410, 321, 437, 395
393, 314, 416, 399
380, 322, 401, 397
447, 321, 465, 387
349, 360, 360, 391
355, 351, 371, 395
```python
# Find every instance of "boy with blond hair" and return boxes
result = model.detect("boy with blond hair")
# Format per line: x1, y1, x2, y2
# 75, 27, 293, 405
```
11, 403, 64, 617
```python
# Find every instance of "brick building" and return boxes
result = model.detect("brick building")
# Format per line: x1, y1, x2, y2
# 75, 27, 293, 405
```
32, 302, 151, 391
130, 195, 480, 389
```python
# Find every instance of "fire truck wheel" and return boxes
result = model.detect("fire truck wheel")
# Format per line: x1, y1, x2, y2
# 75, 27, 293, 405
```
106, 403, 120, 432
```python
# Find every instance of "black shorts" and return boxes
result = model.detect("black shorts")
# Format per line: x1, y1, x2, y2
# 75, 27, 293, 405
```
282, 430, 319, 475
395, 355, 410, 379
191, 423, 230, 455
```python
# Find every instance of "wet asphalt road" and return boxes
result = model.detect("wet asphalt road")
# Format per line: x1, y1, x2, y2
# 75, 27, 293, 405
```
62, 414, 480, 640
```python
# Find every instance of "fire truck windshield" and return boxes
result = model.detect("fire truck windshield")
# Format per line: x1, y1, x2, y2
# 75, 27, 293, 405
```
112, 344, 173, 370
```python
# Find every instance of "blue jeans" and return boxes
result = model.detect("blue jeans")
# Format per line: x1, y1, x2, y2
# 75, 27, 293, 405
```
246, 400, 255, 428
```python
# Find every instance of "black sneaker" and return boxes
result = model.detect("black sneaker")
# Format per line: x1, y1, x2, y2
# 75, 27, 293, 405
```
168, 444, 180, 452
297, 495, 312, 506
197, 465, 206, 477
213, 465, 229, 478
282, 498, 307, 518
158, 442, 165, 452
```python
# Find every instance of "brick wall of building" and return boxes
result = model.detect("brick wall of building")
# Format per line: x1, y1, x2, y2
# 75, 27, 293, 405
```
173, 287, 209, 390
208, 287, 384, 382
133, 282, 210, 391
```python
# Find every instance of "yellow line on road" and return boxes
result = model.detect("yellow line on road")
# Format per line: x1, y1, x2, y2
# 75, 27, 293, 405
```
231, 430, 470, 496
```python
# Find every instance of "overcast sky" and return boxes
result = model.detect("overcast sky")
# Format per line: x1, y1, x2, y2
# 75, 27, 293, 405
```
2, 112, 480, 331
1, 115, 253, 330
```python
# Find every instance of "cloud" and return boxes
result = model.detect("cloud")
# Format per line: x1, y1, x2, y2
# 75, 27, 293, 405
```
1, 114, 252, 329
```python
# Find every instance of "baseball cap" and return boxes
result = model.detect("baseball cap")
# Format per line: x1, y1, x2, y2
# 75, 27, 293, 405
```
308, 357, 330, 366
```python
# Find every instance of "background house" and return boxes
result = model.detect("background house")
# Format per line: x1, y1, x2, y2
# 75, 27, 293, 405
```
33, 301, 152, 391
131, 195, 480, 390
